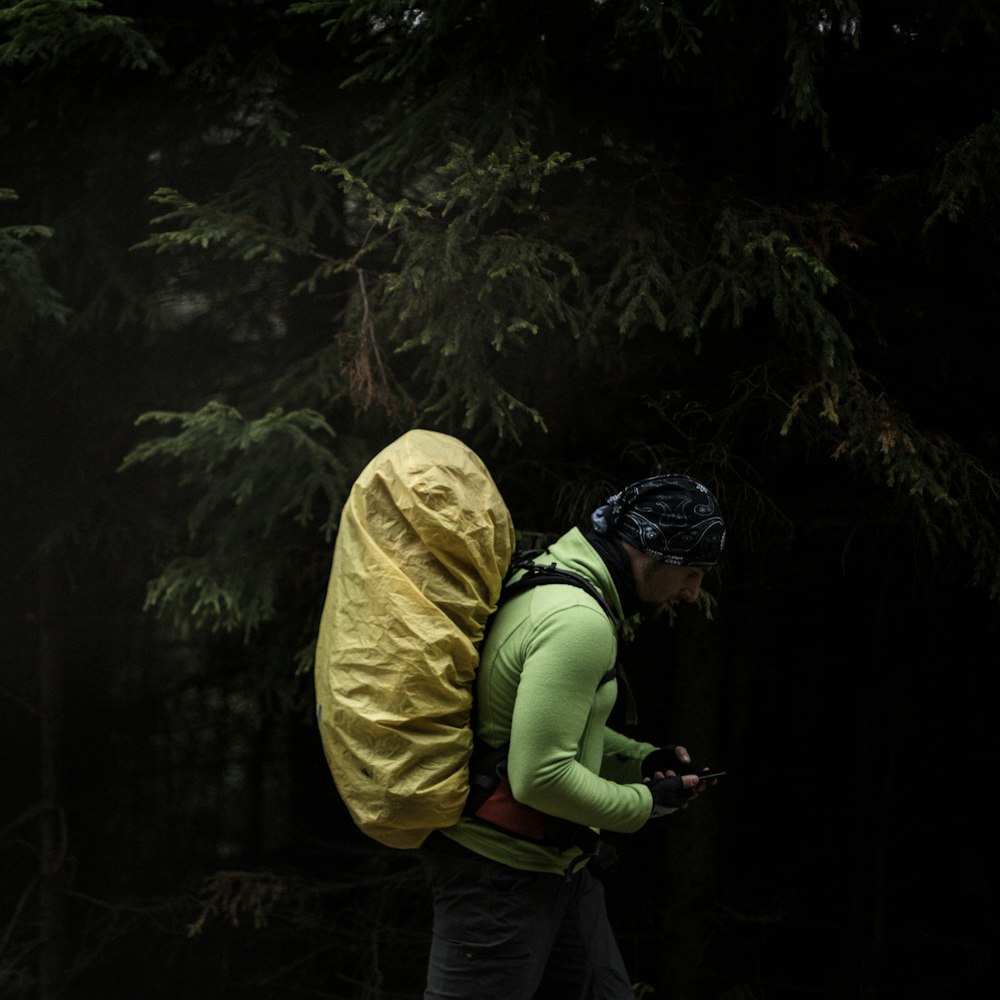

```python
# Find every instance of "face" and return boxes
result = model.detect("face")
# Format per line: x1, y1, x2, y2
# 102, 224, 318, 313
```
633, 556, 706, 619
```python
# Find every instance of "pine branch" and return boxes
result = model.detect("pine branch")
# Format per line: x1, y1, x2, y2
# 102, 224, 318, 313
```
0, 0, 164, 71
924, 110, 1000, 231
311, 143, 589, 436
783, 372, 1000, 597
134, 188, 317, 264
119, 403, 352, 634
0, 188, 72, 353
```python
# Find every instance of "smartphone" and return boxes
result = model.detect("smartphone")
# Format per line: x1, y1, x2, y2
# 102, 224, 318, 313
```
697, 770, 727, 781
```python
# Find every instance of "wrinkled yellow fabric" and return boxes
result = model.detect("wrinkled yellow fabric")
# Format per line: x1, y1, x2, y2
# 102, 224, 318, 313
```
315, 430, 515, 848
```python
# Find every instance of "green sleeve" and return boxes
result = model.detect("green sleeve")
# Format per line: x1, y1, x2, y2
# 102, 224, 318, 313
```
505, 598, 653, 834
600, 728, 657, 784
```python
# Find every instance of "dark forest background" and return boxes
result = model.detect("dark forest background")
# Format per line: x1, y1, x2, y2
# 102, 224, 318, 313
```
2, 2, 998, 998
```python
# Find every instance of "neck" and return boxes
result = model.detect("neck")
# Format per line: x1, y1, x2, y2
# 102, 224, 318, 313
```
584, 531, 638, 618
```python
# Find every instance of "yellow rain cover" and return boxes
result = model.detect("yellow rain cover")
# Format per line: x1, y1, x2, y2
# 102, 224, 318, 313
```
315, 430, 515, 848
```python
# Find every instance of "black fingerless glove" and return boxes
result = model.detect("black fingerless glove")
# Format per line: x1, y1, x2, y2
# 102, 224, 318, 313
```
648, 775, 694, 817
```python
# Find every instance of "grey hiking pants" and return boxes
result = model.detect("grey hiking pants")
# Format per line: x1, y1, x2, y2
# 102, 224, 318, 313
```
419, 839, 634, 1000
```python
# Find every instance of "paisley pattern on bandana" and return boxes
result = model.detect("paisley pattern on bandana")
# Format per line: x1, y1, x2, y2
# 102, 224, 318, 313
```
590, 475, 726, 567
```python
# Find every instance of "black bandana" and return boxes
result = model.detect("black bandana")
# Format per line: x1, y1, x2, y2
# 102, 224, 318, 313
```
590, 475, 726, 567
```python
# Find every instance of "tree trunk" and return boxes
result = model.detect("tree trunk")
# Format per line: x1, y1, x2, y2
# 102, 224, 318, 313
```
38, 553, 67, 999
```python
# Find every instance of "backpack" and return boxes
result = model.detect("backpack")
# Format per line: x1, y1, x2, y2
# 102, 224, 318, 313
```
314, 429, 625, 850
314, 429, 515, 848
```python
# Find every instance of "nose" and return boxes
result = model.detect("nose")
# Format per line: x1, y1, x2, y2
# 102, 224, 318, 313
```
681, 580, 702, 603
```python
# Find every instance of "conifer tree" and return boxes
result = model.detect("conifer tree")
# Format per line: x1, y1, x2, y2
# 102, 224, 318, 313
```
117, 0, 1000, 631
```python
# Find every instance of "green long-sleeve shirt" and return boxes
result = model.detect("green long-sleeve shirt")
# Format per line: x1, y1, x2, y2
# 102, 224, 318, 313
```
439, 528, 656, 873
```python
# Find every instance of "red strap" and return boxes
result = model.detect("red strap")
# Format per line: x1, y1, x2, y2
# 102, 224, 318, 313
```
473, 777, 547, 841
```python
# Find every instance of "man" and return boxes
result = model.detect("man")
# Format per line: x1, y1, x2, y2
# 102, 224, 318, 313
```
419, 474, 726, 1000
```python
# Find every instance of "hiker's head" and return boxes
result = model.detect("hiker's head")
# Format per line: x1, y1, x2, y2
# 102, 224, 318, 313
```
590, 474, 725, 617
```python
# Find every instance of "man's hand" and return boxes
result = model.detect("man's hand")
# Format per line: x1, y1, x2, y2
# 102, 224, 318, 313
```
643, 743, 696, 777
643, 744, 719, 783
643, 742, 722, 816
645, 771, 702, 816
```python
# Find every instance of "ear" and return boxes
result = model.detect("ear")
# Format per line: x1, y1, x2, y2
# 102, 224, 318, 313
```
620, 540, 652, 583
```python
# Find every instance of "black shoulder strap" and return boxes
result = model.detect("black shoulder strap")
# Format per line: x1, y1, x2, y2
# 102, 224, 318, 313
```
495, 553, 638, 726
501, 555, 621, 632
